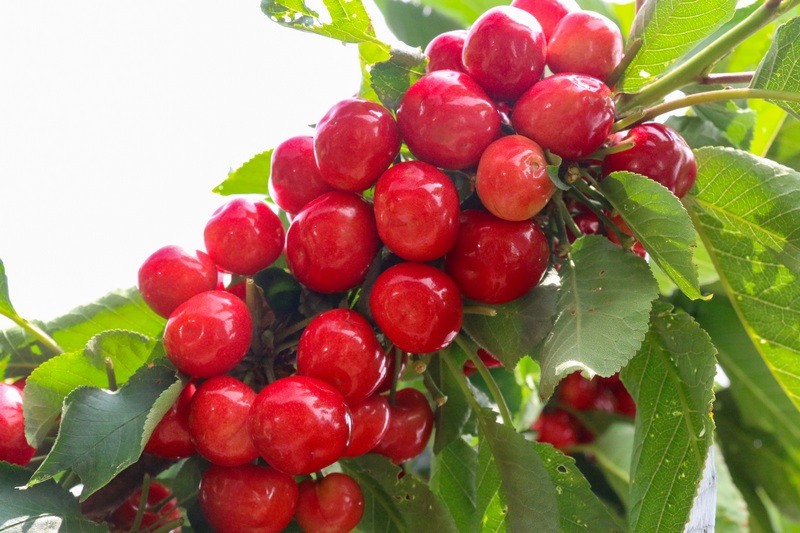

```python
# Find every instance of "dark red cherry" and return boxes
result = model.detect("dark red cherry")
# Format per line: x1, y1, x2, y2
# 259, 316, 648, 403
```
462, 348, 504, 377
532, 408, 582, 451
138, 245, 218, 318
372, 388, 434, 464
557, 371, 598, 411
511, 0, 581, 40
342, 393, 391, 458
144, 380, 197, 459
295, 473, 365, 533
425, 30, 468, 73
375, 348, 409, 393
108, 481, 182, 533
547, 11, 623, 82
269, 135, 334, 214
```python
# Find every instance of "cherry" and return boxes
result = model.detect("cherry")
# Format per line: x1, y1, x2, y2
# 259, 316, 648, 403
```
511, 0, 580, 40
462, 6, 547, 102
512, 73, 615, 159
375, 348, 408, 393
424, 30, 468, 73
137, 245, 218, 318
108, 481, 182, 533
285, 191, 380, 293
269, 135, 335, 215
297, 309, 389, 403
547, 11, 623, 82
605, 212, 648, 258
531, 408, 581, 451
144, 380, 196, 460
203, 198, 285, 276
372, 388, 434, 464
342, 393, 391, 458
199, 463, 298, 533
396, 70, 501, 170
369, 262, 463, 354
314, 97, 401, 192
602, 122, 698, 198
295, 473, 365, 533
462, 348, 504, 377
556, 371, 598, 411
567, 212, 601, 242
445, 210, 549, 304
475, 135, 553, 221
0, 383, 35, 466
373, 161, 461, 261
162, 290, 252, 378
248, 375, 351, 475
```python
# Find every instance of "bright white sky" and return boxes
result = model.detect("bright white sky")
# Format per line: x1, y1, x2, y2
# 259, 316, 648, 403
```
0, 2, 393, 326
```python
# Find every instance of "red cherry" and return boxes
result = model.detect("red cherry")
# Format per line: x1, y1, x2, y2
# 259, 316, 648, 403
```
269, 135, 335, 215
342, 393, 391, 458
462, 348, 504, 377
475, 135, 554, 221
567, 212, 601, 243
199, 463, 298, 533
373, 161, 461, 261
248, 376, 351, 475
556, 371, 598, 411
297, 309, 389, 403
372, 388, 434, 464
295, 473, 365, 533
314, 97, 401, 192
547, 11, 623, 82
0, 383, 35, 466
397, 70, 501, 170
532, 408, 582, 451
511, 0, 580, 40
108, 481, 182, 533
606, 213, 648, 258
375, 348, 409, 393
285, 191, 380, 293
369, 262, 463, 354
424, 30, 468, 73
144, 380, 197, 459
462, 6, 547, 102
163, 290, 252, 378
137, 245, 218, 318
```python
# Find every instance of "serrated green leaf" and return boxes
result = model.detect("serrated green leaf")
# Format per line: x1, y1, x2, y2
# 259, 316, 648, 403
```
600, 171, 704, 300
666, 115, 737, 149
28, 364, 181, 500
694, 99, 755, 151
0, 259, 18, 319
538, 235, 658, 398
212, 149, 273, 196
752, 17, 800, 120
369, 47, 427, 111
415, 0, 505, 27
430, 438, 479, 533
687, 147, 800, 410
620, 0, 737, 92
0, 463, 109, 533
621, 304, 716, 533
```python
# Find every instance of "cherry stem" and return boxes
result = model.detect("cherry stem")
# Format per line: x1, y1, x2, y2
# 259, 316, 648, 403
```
700, 71, 755, 85
388, 344, 403, 406
605, 38, 642, 89
104, 358, 117, 392
152, 519, 184, 533
130, 475, 151, 533
0, 310, 64, 357
59, 470, 77, 489
585, 140, 635, 158
422, 369, 448, 407
273, 315, 315, 344
553, 193, 582, 243
245, 278, 264, 355
454, 335, 514, 427
462, 305, 498, 317
579, 174, 637, 248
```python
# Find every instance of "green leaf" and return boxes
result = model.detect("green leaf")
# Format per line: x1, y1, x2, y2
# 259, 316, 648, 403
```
429, 350, 473, 453
621, 304, 717, 533
620, 0, 736, 92
415, 0, 505, 27
0, 463, 108, 533
29, 364, 182, 500
752, 17, 800, 120
372, 0, 463, 48
693, 98, 755, 151
687, 147, 800, 410
600, 171, 704, 300
369, 47, 427, 111
766, 114, 800, 170
538, 235, 658, 398
430, 438, 479, 533
587, 422, 635, 508
666, 115, 737, 149
0, 258, 18, 319
713, 443, 750, 533
212, 150, 273, 196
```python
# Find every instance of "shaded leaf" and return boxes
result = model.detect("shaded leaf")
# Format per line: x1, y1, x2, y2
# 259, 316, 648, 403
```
752, 17, 800, 119
666, 115, 737, 149
429, 349, 473, 453
212, 150, 273, 196
713, 443, 750, 533
693, 98, 755, 151
586, 422, 635, 509
430, 438, 479, 533
369, 47, 427, 111
766, 114, 800, 171
415, 0, 505, 27
372, 0, 463, 48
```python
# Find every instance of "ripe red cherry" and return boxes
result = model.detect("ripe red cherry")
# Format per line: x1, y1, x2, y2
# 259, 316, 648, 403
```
297, 309, 389, 403
0, 383, 36, 466
445, 210, 549, 304
203, 198, 285, 276
532, 408, 582, 450
397, 70, 501, 170
369, 262, 463, 354
425, 30, 468, 73
462, 6, 547, 102
295, 473, 365, 533
144, 380, 196, 459
163, 290, 252, 378
602, 122, 698, 198
248, 376, 351, 475
285, 191, 380, 293
373, 161, 460, 261
108, 481, 182, 533
375, 348, 408, 393
475, 135, 554, 221
462, 348, 504, 377
199, 463, 298, 533
547, 11, 623, 82
372, 388, 434, 464
567, 212, 601, 242
557, 371, 598, 411
314, 97, 401, 192
138, 245, 218, 318
511, 0, 580, 40
269, 135, 334, 214
606, 212, 648, 258
342, 393, 391, 457
512, 73, 615, 160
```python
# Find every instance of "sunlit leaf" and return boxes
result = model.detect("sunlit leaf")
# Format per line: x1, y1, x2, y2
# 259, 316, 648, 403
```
430, 438, 479, 533
212, 150, 273, 197
752, 17, 800, 119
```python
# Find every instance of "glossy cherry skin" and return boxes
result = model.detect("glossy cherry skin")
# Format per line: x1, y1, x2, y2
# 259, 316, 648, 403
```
163, 290, 252, 378
248, 376, 351, 475
108, 481, 182, 533
269, 135, 334, 215
513, 73, 615, 160
375, 348, 408, 393
370, 262, 463, 354
532, 408, 582, 451
144, 380, 197, 459
343, 393, 391, 457
425, 30, 468, 73
397, 70, 501, 170
372, 388, 434, 464
138, 245, 218, 318
602, 122, 698, 198
445, 210, 549, 304
204, 198, 285, 276
462, 348, 504, 377
295, 473, 365, 533
0, 383, 35, 466
374, 161, 461, 261
511, 0, 580, 40
462, 6, 547, 102
285, 191, 380, 293
199, 463, 298, 533
314, 97, 401, 192
297, 309, 389, 403
476, 135, 553, 221
547, 11, 623, 82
